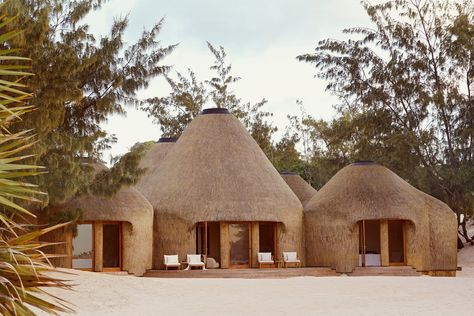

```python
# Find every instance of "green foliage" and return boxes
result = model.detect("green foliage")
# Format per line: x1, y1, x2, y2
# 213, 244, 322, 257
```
0, 223, 73, 315
44, 206, 82, 237
144, 69, 207, 138
205, 42, 241, 110
142, 42, 277, 156
0, 0, 175, 205
0, 12, 72, 315
298, 0, 474, 237
87, 141, 153, 196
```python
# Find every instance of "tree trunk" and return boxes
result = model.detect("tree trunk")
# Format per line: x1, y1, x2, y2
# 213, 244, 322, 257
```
458, 214, 473, 246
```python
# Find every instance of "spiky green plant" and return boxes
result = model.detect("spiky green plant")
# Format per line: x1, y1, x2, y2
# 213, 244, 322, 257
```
0, 12, 73, 316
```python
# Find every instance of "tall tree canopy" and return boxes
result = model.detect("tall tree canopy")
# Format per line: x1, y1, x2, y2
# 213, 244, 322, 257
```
142, 42, 277, 157
0, 0, 175, 205
298, 0, 474, 242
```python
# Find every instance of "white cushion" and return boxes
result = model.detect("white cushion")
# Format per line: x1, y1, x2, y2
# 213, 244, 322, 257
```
187, 254, 202, 264
164, 255, 179, 264
283, 252, 297, 261
206, 257, 220, 269
188, 262, 205, 266
258, 252, 272, 262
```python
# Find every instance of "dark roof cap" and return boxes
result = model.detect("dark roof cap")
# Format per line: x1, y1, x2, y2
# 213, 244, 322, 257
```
280, 170, 297, 175
200, 108, 230, 115
157, 137, 177, 143
351, 160, 377, 166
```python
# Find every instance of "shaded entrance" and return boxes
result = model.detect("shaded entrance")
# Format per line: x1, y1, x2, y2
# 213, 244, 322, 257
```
359, 220, 381, 267
103, 222, 122, 270
358, 219, 408, 267
259, 223, 276, 254
388, 220, 405, 265
196, 222, 221, 266
195, 221, 279, 269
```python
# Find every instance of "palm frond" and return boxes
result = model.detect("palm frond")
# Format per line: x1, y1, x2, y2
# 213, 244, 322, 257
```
0, 10, 73, 315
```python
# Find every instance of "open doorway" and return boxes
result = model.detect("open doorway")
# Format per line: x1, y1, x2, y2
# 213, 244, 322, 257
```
103, 222, 122, 271
259, 222, 276, 257
388, 220, 406, 265
359, 220, 381, 267
196, 222, 221, 267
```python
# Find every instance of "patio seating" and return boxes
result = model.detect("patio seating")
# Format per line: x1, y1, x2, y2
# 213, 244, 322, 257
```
283, 252, 301, 268
164, 255, 181, 270
257, 252, 274, 268
186, 254, 206, 270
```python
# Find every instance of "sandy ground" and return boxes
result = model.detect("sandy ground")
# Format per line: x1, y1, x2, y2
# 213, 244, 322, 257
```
34, 245, 474, 316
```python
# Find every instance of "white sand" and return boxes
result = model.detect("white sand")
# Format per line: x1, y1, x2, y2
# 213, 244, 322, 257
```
37, 227, 474, 316
36, 247, 474, 316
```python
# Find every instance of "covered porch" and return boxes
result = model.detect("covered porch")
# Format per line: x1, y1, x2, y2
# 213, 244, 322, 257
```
358, 219, 413, 268
195, 221, 283, 269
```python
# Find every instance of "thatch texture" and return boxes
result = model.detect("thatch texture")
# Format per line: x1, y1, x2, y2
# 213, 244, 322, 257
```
137, 108, 304, 269
135, 138, 176, 197
304, 162, 457, 273
281, 172, 317, 207
61, 186, 153, 276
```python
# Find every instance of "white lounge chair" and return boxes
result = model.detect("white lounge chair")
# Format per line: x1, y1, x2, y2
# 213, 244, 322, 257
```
257, 252, 274, 268
164, 255, 181, 270
186, 254, 206, 270
283, 252, 301, 268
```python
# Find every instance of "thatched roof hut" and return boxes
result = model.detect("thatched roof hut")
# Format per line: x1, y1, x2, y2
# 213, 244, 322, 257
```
45, 163, 154, 276
62, 186, 153, 276
281, 172, 317, 207
136, 108, 304, 269
304, 161, 457, 275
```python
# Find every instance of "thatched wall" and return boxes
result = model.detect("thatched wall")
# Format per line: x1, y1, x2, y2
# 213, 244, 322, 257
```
137, 109, 304, 269
304, 162, 457, 273
281, 172, 317, 207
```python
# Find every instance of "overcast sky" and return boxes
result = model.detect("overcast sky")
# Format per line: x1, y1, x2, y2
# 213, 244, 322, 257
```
86, 0, 372, 161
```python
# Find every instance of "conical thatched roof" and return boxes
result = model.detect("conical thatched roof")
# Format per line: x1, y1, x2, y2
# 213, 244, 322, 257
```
54, 162, 152, 219
305, 161, 452, 222
63, 187, 153, 222
304, 161, 457, 273
135, 138, 176, 197
141, 108, 303, 226
281, 172, 317, 207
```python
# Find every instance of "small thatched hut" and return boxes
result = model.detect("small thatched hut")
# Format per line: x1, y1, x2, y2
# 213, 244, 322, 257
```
46, 164, 154, 276
304, 161, 457, 276
63, 187, 153, 276
280, 172, 317, 207
136, 108, 304, 269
